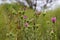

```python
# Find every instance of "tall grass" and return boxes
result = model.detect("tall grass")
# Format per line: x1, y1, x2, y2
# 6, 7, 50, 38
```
0, 3, 60, 40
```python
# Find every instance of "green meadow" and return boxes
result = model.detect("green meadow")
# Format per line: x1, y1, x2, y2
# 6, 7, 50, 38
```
0, 3, 60, 40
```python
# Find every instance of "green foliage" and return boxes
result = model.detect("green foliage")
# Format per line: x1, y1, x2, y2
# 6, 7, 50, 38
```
0, 3, 60, 40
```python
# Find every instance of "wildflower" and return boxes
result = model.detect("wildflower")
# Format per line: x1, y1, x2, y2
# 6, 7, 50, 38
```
51, 17, 56, 23
24, 22, 29, 27
23, 15, 27, 19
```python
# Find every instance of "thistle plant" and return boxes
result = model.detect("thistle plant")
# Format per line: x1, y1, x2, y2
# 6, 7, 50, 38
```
51, 17, 57, 40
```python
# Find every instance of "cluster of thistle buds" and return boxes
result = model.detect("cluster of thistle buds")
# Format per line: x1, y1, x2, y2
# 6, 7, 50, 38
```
15, 7, 29, 29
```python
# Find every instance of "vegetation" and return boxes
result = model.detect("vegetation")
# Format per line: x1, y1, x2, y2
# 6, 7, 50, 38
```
0, 3, 60, 40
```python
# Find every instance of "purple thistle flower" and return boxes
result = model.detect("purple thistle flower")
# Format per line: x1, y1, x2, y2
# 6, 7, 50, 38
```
23, 15, 27, 19
24, 22, 29, 27
51, 17, 56, 23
